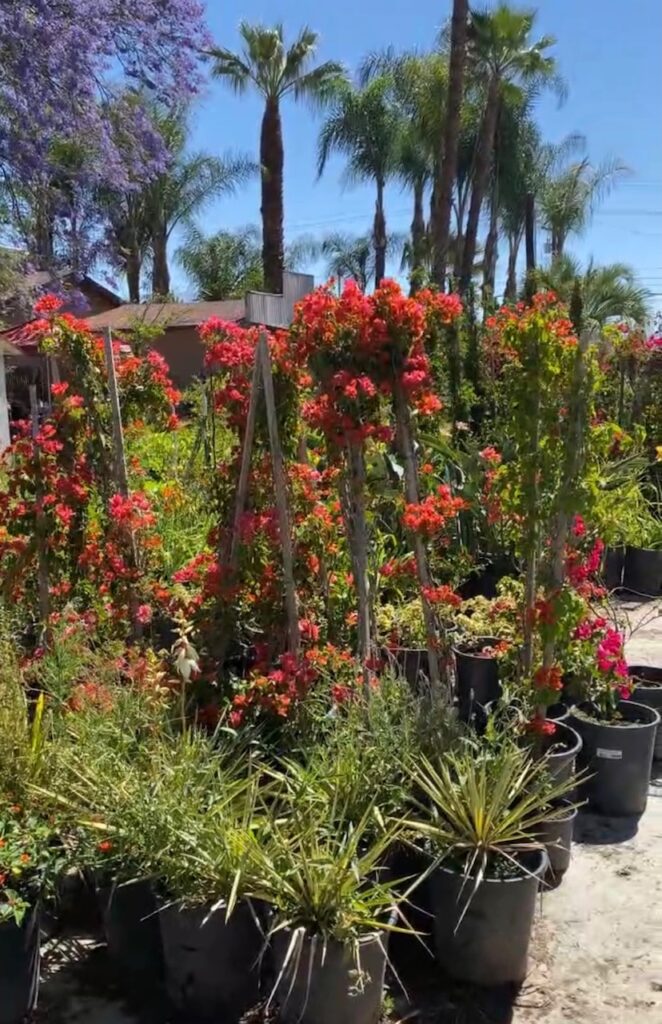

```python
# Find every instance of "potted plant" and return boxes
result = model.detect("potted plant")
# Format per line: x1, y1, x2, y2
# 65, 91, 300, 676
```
0, 807, 61, 1024
248, 798, 409, 1024
377, 599, 430, 689
568, 621, 660, 815
405, 740, 577, 986
451, 582, 522, 721
622, 515, 662, 596
628, 665, 662, 762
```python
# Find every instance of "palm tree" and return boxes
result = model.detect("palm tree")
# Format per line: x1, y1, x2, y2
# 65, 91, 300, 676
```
458, 4, 562, 293
177, 225, 263, 300
102, 189, 151, 302
313, 231, 405, 292
431, 0, 469, 289
318, 77, 401, 289
145, 112, 255, 297
360, 50, 448, 294
538, 255, 649, 327
539, 157, 628, 259
210, 23, 346, 294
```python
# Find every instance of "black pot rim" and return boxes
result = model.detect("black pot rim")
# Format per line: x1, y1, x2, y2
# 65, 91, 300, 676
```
629, 665, 662, 688
625, 545, 662, 555
572, 699, 661, 728
544, 720, 582, 757
433, 848, 547, 885
543, 801, 579, 823
453, 636, 501, 658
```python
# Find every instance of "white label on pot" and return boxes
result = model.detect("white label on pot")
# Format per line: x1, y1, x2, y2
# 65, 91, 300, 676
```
597, 748, 622, 759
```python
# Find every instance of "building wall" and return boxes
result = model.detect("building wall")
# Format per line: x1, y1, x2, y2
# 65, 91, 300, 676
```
152, 327, 207, 387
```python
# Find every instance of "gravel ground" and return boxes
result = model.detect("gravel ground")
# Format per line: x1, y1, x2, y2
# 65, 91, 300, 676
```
32, 598, 662, 1024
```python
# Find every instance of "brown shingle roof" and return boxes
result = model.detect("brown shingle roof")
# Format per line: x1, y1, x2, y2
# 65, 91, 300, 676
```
85, 300, 245, 331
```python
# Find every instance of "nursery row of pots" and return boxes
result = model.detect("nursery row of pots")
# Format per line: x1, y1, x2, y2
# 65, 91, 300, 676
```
604, 546, 662, 596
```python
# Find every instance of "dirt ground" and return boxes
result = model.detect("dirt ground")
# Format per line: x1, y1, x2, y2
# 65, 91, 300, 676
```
35, 598, 662, 1024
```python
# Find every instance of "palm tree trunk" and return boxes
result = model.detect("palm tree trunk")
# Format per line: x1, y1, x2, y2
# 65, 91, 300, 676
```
260, 97, 285, 294
126, 251, 141, 303
483, 193, 499, 296
151, 219, 170, 297
459, 75, 500, 294
373, 178, 387, 289
504, 233, 519, 300
431, 0, 469, 290
525, 193, 536, 271
409, 180, 426, 296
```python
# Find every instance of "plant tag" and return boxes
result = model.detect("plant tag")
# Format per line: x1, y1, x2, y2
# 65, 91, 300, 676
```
596, 748, 622, 760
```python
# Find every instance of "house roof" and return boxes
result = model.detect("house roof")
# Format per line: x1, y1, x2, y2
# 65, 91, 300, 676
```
85, 300, 246, 332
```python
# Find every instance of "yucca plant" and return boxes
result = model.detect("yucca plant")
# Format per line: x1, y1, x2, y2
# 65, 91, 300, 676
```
405, 739, 579, 898
245, 795, 412, 948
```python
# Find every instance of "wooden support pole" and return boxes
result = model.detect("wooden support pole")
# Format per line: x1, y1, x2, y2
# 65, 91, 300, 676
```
102, 328, 130, 496
226, 351, 262, 571
258, 333, 300, 656
29, 385, 50, 629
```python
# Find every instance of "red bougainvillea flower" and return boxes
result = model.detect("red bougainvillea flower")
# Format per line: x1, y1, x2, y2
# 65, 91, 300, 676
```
534, 665, 563, 692
34, 293, 64, 316
136, 603, 153, 625
479, 446, 502, 465
421, 584, 462, 608
526, 716, 557, 736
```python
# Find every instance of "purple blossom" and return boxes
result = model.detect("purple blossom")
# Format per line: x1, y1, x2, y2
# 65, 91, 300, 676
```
0, 1, 209, 190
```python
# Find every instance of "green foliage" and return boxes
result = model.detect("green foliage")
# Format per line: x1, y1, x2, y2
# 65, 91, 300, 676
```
177, 225, 264, 300
405, 738, 578, 895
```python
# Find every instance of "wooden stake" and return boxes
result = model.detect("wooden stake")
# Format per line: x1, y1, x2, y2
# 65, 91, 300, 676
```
29, 385, 50, 628
393, 378, 441, 690
102, 328, 130, 496
226, 351, 261, 571
258, 333, 300, 656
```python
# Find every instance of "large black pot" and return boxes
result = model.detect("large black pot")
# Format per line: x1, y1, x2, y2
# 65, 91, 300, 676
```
0, 904, 40, 1024
454, 638, 502, 723
430, 850, 546, 986
159, 899, 262, 1021
536, 802, 577, 882
570, 700, 660, 816
99, 878, 164, 989
602, 547, 625, 590
623, 546, 662, 596
630, 665, 662, 761
272, 926, 389, 1024
542, 721, 583, 786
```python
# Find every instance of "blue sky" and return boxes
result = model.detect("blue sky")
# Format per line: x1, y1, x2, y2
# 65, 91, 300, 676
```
174, 0, 662, 305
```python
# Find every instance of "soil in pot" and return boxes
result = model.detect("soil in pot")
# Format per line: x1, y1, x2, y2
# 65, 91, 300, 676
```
430, 849, 546, 986
536, 802, 577, 884
99, 878, 164, 990
570, 700, 660, 816
272, 926, 389, 1024
623, 546, 662, 596
541, 721, 583, 786
630, 666, 662, 761
454, 638, 502, 723
159, 899, 262, 1022
0, 904, 40, 1024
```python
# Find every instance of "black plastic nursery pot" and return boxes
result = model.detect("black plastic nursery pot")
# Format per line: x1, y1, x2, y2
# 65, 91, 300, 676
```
630, 665, 662, 761
541, 721, 583, 786
454, 638, 502, 723
602, 547, 625, 591
99, 878, 164, 989
536, 802, 577, 882
623, 546, 662, 597
381, 646, 430, 691
0, 904, 40, 1024
430, 850, 546, 986
159, 899, 262, 1022
272, 926, 389, 1024
569, 700, 660, 816
546, 702, 570, 723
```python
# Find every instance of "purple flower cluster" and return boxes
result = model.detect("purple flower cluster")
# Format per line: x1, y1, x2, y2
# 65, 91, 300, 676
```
0, 1, 209, 190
